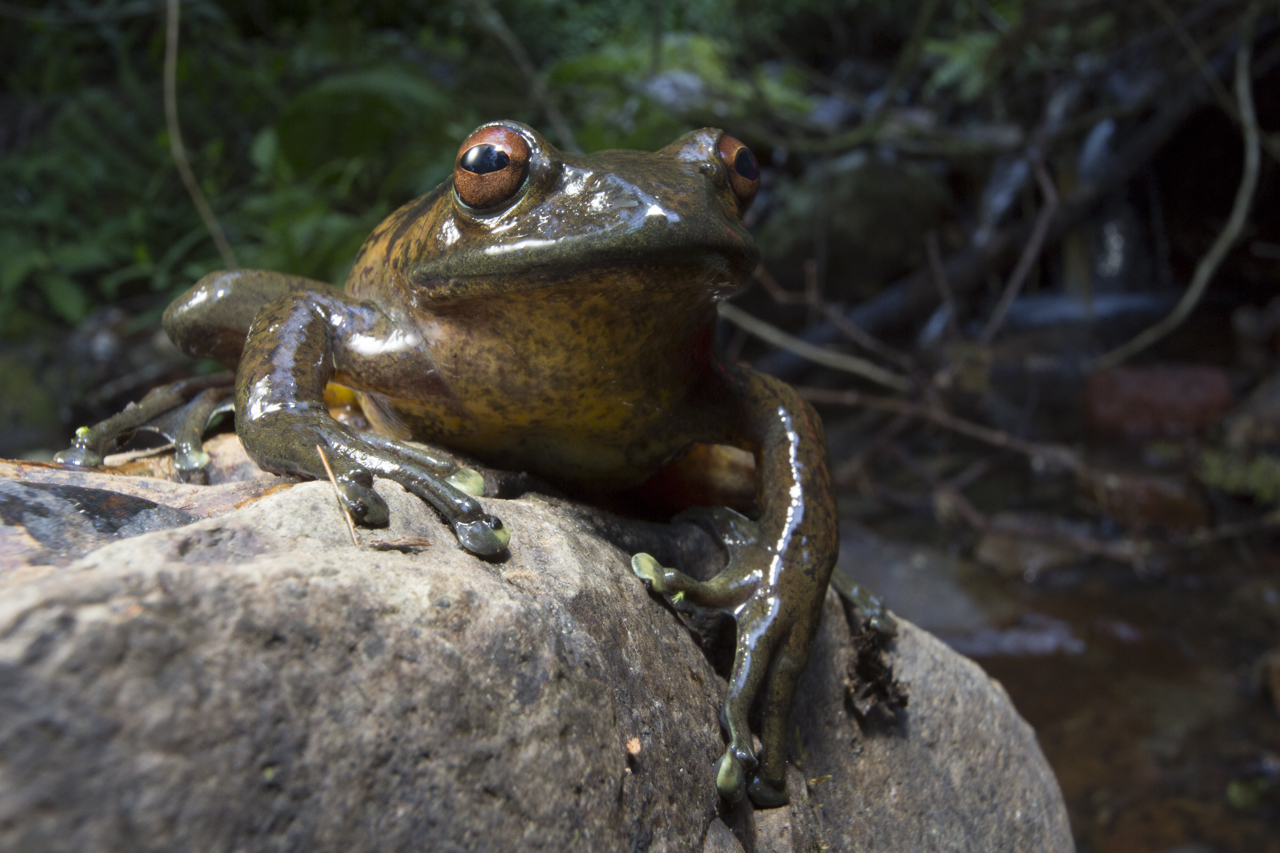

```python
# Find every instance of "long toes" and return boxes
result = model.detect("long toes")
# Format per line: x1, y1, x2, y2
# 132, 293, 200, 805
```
631, 552, 673, 594
454, 515, 510, 556
747, 775, 789, 808
333, 467, 390, 526
446, 467, 485, 496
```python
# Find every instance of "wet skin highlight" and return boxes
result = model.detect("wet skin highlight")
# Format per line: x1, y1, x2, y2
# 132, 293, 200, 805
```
59, 121, 838, 807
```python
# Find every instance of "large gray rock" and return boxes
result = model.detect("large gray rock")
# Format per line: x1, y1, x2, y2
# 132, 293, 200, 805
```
0, 441, 1072, 852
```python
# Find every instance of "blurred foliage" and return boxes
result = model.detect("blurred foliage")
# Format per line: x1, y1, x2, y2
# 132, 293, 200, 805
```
0, 0, 1226, 339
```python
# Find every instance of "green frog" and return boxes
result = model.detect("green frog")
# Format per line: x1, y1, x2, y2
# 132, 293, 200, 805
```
57, 121, 838, 807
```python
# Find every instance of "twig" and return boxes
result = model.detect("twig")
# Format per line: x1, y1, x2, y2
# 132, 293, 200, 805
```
754, 266, 914, 370
979, 157, 1059, 345
316, 444, 360, 548
924, 231, 960, 340
803, 0, 943, 152
797, 385, 1085, 474
757, 35, 1280, 379
164, 0, 238, 271
718, 303, 912, 392
466, 0, 581, 154
887, 442, 1150, 571
1144, 0, 1280, 164
1096, 9, 1262, 369
834, 412, 913, 485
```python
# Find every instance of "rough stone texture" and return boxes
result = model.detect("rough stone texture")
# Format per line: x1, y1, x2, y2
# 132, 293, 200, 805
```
0, 443, 1073, 852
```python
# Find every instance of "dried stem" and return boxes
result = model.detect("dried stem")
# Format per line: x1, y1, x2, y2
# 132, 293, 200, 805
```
1097, 9, 1262, 369
753, 266, 914, 370
164, 0, 238, 271
797, 385, 1085, 474
924, 231, 960, 340
719, 303, 912, 392
316, 444, 360, 548
979, 158, 1059, 345
467, 0, 581, 154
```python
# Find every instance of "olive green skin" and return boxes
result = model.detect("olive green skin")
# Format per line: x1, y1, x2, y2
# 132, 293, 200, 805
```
161, 121, 838, 807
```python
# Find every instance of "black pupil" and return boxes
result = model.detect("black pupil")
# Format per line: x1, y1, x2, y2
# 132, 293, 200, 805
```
460, 144, 510, 175
733, 147, 759, 181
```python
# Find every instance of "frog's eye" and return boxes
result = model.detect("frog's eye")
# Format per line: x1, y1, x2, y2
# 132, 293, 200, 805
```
454, 127, 531, 209
717, 135, 760, 213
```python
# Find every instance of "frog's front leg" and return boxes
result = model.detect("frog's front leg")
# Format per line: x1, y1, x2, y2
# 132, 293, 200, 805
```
631, 367, 836, 807
234, 289, 509, 556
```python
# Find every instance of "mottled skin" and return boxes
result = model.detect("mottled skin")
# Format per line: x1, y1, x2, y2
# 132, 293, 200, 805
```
59, 121, 837, 807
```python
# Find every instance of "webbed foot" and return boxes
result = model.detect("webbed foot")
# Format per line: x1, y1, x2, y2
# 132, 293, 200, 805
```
632, 505, 825, 807
55, 373, 235, 477
239, 410, 509, 557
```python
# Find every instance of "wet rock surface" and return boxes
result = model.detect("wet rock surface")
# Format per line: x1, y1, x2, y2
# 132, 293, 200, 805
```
0, 442, 1071, 852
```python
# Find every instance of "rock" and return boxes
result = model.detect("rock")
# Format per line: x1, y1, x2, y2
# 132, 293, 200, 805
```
0, 442, 1073, 852
1085, 365, 1232, 438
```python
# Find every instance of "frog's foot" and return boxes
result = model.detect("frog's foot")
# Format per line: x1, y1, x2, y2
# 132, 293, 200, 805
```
55, 373, 235, 473
239, 410, 508, 557
833, 578, 898, 638
631, 506, 815, 807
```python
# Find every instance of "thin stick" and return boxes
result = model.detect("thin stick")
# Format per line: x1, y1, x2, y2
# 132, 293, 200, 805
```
466, 0, 581, 154
754, 265, 914, 370
164, 0, 238, 270
925, 230, 960, 340
1097, 11, 1262, 369
719, 303, 912, 392
316, 444, 360, 548
797, 385, 1085, 474
979, 158, 1059, 345
887, 443, 1149, 571
1143, 0, 1280, 164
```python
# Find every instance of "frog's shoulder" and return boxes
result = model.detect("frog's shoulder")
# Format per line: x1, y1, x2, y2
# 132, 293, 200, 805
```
347, 183, 452, 299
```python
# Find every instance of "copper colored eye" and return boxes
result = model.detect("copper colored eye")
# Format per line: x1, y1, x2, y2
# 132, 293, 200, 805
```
717, 134, 759, 212
454, 126, 530, 209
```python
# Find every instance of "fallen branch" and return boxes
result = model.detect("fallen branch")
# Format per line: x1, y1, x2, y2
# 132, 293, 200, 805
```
886, 443, 1151, 571
979, 158, 1059, 345
467, 0, 581, 154
719, 303, 912, 392
164, 0, 238, 271
756, 36, 1280, 380
798, 385, 1085, 475
1096, 7, 1262, 369
754, 265, 915, 370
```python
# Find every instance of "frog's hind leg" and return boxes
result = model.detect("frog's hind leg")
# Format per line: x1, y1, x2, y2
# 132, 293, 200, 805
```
56, 373, 234, 472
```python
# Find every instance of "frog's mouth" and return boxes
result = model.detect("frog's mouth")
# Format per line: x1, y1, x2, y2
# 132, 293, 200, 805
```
405, 252, 751, 306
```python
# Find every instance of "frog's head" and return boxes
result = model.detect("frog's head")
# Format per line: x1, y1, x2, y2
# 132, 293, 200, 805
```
350, 121, 761, 306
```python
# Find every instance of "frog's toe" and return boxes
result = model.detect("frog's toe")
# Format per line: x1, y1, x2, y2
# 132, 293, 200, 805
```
716, 750, 749, 803
332, 467, 390, 526
446, 467, 485, 496
631, 552, 672, 594
454, 515, 510, 556
174, 447, 211, 473
747, 774, 789, 808
54, 436, 102, 468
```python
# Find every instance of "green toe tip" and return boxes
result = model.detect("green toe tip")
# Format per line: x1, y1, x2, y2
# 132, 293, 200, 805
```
174, 449, 211, 472
716, 752, 746, 803
630, 553, 668, 593
455, 516, 510, 556
446, 468, 486, 496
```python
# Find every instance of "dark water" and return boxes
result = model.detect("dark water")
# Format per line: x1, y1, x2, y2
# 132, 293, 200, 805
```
841, 468, 1280, 852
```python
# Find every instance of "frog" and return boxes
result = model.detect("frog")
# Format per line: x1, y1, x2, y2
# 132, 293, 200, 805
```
56, 120, 839, 808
